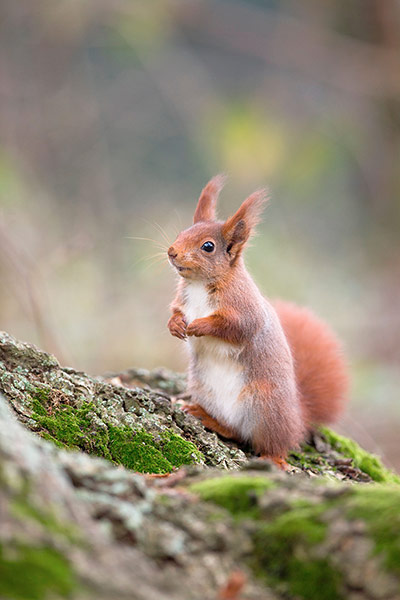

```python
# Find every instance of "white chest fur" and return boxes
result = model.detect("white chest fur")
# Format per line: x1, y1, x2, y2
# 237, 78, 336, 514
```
183, 281, 212, 323
183, 282, 250, 440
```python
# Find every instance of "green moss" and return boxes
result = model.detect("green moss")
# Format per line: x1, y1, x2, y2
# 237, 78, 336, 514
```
108, 426, 202, 473
321, 427, 400, 484
108, 426, 171, 473
251, 503, 342, 600
284, 558, 342, 600
191, 475, 274, 518
32, 399, 111, 456
289, 446, 328, 473
162, 431, 201, 466
31, 387, 50, 409
39, 432, 66, 449
29, 390, 203, 474
195, 475, 342, 599
254, 503, 327, 557
0, 544, 77, 600
347, 485, 400, 576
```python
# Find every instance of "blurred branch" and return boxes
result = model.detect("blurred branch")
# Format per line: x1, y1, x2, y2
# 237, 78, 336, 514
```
177, 0, 400, 98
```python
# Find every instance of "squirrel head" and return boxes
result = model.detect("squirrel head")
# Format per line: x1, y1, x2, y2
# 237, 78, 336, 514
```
168, 175, 269, 282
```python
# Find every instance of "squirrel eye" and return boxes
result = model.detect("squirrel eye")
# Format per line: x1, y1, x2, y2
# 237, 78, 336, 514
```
201, 241, 215, 253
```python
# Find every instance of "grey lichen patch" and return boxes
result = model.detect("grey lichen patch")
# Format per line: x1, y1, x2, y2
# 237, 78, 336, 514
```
2, 357, 400, 600
0, 331, 247, 472
3, 331, 400, 600
2, 393, 218, 600
3, 330, 397, 484
0, 331, 59, 371
10, 495, 81, 544
105, 366, 187, 396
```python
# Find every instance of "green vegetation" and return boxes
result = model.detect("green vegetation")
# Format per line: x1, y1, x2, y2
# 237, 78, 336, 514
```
289, 443, 329, 473
252, 505, 342, 600
30, 388, 203, 474
321, 427, 400, 484
348, 485, 400, 576
0, 544, 77, 600
191, 475, 275, 518
107, 425, 202, 473
272, 558, 342, 600
194, 471, 400, 596
194, 474, 343, 599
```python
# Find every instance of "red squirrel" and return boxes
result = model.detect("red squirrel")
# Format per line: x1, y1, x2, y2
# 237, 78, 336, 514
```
167, 175, 349, 470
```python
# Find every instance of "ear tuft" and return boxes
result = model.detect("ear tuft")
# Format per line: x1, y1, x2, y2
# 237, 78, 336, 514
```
222, 188, 269, 260
243, 188, 269, 229
193, 174, 227, 224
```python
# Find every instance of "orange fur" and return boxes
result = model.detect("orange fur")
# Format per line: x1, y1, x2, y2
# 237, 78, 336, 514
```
259, 456, 291, 471
167, 176, 349, 468
274, 300, 349, 426
193, 174, 226, 224
182, 402, 238, 439
186, 306, 245, 344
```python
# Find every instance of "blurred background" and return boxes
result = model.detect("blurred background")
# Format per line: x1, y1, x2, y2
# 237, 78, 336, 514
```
1, 0, 399, 470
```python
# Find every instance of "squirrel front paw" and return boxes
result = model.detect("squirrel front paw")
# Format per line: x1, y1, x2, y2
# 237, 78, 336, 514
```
186, 318, 210, 337
168, 313, 187, 340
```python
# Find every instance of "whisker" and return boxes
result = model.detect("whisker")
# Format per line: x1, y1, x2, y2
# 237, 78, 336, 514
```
125, 236, 168, 251
173, 208, 184, 233
153, 221, 171, 245
142, 218, 172, 246
131, 251, 167, 269
144, 252, 167, 262
125, 235, 166, 246
141, 255, 168, 274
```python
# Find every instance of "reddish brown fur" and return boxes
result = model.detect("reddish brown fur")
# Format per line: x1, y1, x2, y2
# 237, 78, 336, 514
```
167, 176, 349, 467
186, 306, 246, 344
182, 403, 238, 439
193, 174, 226, 224
274, 300, 349, 426
222, 189, 269, 262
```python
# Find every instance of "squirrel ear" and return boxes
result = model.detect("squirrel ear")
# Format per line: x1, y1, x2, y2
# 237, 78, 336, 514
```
193, 174, 226, 224
222, 189, 269, 260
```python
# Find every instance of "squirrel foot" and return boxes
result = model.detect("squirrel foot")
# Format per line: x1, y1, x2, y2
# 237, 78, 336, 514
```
181, 402, 237, 440
259, 455, 290, 471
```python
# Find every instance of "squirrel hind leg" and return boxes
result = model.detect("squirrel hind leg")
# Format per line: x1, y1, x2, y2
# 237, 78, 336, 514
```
258, 455, 290, 471
181, 402, 239, 440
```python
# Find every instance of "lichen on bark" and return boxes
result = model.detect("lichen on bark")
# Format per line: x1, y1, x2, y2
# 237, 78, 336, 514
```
0, 331, 246, 473
191, 470, 400, 599
29, 388, 202, 473
1, 330, 400, 600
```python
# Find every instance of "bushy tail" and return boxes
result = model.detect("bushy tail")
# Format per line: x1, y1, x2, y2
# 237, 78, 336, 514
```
274, 300, 349, 426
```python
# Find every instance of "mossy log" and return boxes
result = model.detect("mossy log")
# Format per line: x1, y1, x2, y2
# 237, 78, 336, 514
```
1, 331, 400, 600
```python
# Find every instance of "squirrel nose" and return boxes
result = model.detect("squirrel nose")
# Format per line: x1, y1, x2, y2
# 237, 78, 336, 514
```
168, 246, 178, 259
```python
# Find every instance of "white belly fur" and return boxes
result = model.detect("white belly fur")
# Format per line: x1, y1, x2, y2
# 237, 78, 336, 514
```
183, 282, 250, 439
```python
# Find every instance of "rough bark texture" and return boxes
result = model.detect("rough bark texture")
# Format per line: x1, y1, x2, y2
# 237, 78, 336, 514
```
0, 331, 399, 600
